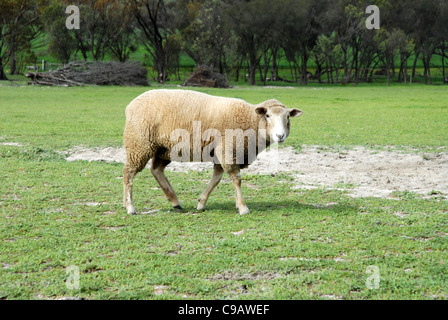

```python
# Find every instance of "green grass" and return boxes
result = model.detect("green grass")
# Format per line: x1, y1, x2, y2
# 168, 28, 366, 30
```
1, 83, 447, 150
1, 84, 448, 300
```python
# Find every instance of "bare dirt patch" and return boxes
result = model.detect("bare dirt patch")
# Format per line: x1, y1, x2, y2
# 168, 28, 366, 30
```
65, 145, 448, 199
0, 139, 22, 147
153, 285, 169, 295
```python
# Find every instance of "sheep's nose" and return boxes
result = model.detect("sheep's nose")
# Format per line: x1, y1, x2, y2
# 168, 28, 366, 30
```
276, 133, 285, 141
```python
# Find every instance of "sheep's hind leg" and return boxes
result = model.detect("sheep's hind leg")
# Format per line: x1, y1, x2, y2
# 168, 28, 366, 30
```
226, 165, 250, 215
123, 152, 150, 215
150, 156, 183, 211
197, 164, 224, 211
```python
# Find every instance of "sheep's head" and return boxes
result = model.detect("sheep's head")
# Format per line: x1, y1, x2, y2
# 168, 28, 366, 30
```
255, 99, 303, 143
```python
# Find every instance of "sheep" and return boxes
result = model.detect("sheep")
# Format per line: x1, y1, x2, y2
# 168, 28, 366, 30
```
123, 89, 303, 215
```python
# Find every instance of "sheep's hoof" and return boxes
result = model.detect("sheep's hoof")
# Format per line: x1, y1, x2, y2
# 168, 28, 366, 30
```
238, 206, 250, 215
124, 203, 137, 215
173, 205, 184, 212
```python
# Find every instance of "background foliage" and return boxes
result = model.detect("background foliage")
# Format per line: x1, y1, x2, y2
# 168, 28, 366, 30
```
1, 0, 448, 85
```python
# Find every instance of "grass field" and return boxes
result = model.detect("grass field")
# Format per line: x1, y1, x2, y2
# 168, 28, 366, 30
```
1, 83, 448, 300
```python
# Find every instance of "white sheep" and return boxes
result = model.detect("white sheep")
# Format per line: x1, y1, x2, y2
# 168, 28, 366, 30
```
123, 89, 303, 215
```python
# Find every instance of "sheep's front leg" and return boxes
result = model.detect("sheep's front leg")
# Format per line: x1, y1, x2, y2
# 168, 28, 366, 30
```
150, 157, 182, 210
197, 164, 224, 211
123, 166, 138, 215
228, 167, 250, 215
123, 148, 151, 215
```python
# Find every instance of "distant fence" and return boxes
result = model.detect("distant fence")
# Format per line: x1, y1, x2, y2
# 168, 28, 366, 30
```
26, 61, 63, 73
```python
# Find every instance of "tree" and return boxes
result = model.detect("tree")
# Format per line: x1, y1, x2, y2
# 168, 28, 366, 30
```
281, 0, 326, 85
0, 0, 41, 79
70, 0, 118, 62
313, 34, 333, 83
412, 0, 440, 84
179, 0, 230, 72
281, 0, 308, 83
225, 0, 274, 85
129, 0, 176, 83
107, 1, 138, 62
0, 1, 12, 79
313, 34, 343, 83
42, 1, 77, 64
376, 28, 408, 86
381, 0, 415, 83
397, 35, 414, 84
434, 0, 448, 83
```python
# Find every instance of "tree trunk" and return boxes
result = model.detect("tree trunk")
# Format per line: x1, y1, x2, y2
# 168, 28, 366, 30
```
248, 62, 256, 86
262, 53, 269, 83
404, 56, 408, 85
243, 59, 247, 82
423, 53, 432, 85
442, 45, 446, 84
314, 55, 322, 83
219, 53, 224, 74
300, 53, 308, 85
353, 46, 359, 84
289, 61, 294, 82
9, 40, 17, 75
271, 48, 277, 81
247, 44, 259, 86
0, 35, 7, 79
330, 60, 334, 84
235, 58, 240, 82
398, 55, 404, 82
294, 60, 299, 83
412, 50, 419, 78
387, 68, 390, 87
154, 41, 167, 83
0, 64, 8, 80
76, 37, 88, 61
343, 48, 348, 82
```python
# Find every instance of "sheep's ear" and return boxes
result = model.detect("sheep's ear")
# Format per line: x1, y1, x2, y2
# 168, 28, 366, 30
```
289, 108, 303, 117
255, 106, 267, 116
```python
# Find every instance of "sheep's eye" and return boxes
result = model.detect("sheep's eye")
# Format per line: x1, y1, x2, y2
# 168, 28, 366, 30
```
266, 114, 270, 118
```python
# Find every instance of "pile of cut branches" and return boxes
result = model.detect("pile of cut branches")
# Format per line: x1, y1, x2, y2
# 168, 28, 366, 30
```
26, 61, 149, 86
183, 65, 229, 88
